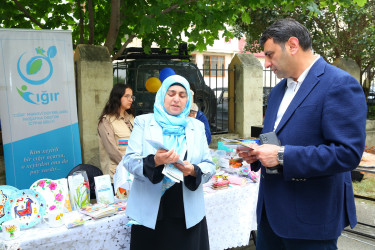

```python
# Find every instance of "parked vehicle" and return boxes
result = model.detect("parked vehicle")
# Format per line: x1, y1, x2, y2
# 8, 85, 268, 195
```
214, 87, 228, 132
113, 46, 217, 123
263, 86, 272, 116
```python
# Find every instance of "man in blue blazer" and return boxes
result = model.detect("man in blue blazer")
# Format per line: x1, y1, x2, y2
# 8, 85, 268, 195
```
239, 18, 367, 249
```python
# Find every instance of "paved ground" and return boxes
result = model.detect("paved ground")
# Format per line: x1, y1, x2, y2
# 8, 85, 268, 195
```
228, 199, 375, 250
228, 232, 375, 250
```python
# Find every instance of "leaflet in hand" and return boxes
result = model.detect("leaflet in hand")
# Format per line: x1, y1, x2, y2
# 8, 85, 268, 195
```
162, 165, 184, 183
221, 138, 256, 151
146, 139, 185, 165
146, 139, 185, 182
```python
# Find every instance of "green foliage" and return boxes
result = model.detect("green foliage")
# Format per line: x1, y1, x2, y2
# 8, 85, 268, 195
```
234, 0, 373, 73
0, 0, 367, 61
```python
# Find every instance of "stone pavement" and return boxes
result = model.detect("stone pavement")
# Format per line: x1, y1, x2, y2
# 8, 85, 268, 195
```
227, 232, 375, 250
227, 199, 375, 250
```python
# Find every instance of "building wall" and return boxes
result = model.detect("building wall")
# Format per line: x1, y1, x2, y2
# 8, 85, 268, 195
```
74, 45, 113, 169
192, 32, 240, 90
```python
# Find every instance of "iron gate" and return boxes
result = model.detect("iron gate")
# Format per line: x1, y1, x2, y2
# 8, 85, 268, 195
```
113, 62, 233, 134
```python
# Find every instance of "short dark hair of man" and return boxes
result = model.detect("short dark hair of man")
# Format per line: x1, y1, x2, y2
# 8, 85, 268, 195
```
259, 18, 312, 51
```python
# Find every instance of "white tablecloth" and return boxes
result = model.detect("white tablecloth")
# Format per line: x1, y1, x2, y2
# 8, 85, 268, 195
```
1, 182, 259, 250
205, 182, 259, 250
0, 212, 131, 250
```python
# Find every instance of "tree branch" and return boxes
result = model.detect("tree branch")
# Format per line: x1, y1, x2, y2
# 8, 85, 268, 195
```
12, 0, 44, 28
332, 12, 341, 58
77, 0, 84, 44
160, 0, 198, 15
112, 34, 135, 61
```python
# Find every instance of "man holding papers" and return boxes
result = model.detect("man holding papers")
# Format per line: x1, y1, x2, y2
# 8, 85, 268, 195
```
238, 19, 366, 250
122, 74, 215, 250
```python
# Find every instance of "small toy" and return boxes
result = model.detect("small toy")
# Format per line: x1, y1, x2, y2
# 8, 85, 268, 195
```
212, 172, 230, 190
239, 166, 259, 183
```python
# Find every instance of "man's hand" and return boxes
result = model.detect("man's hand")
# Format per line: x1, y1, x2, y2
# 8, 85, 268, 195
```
255, 144, 280, 167
238, 144, 282, 168
237, 144, 259, 164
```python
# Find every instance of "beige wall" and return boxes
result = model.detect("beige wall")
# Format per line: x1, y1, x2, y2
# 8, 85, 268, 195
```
229, 54, 263, 138
74, 45, 113, 169
366, 120, 375, 147
333, 58, 361, 83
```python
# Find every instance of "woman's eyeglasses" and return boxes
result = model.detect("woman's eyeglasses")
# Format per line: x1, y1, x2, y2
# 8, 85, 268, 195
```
124, 95, 136, 101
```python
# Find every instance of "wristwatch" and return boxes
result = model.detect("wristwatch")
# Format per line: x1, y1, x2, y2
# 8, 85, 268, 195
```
277, 146, 285, 165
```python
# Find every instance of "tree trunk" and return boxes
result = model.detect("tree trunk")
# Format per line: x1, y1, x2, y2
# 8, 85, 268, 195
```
104, 0, 121, 56
88, 0, 94, 44
77, 0, 84, 44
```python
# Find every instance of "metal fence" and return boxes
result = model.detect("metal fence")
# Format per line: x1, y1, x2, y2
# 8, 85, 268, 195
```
112, 62, 232, 135
263, 68, 280, 115
360, 65, 375, 119
197, 66, 232, 135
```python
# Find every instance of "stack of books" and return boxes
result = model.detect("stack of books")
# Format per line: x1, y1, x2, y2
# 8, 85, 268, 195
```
80, 203, 117, 220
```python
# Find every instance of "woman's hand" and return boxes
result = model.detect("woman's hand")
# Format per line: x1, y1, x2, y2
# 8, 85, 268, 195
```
175, 161, 196, 177
154, 149, 180, 166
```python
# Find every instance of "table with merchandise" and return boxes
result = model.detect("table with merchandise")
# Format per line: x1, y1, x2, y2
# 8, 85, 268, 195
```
1, 146, 260, 250
1, 180, 259, 250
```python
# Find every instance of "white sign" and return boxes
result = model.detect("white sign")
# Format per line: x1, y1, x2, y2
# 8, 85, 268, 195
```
0, 29, 82, 189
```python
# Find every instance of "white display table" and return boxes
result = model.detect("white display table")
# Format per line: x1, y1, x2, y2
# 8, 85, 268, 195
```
1, 182, 259, 250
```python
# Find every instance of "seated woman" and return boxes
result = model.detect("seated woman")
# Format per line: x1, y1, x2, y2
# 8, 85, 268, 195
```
123, 74, 216, 250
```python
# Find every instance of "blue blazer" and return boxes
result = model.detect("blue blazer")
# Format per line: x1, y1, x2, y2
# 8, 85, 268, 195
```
196, 110, 212, 145
123, 114, 216, 229
254, 57, 367, 240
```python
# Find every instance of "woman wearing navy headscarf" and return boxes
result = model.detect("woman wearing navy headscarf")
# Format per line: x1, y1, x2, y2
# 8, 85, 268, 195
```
123, 74, 215, 250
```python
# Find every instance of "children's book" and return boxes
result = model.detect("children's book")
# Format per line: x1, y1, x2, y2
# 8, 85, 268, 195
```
94, 175, 115, 204
79, 203, 117, 219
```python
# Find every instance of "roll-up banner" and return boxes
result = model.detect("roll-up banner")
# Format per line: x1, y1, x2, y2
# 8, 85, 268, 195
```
0, 29, 82, 189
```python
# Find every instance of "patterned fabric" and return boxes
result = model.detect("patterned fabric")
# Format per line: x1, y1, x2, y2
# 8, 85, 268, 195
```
1, 212, 131, 250
118, 140, 128, 146
1, 183, 260, 250
161, 174, 176, 194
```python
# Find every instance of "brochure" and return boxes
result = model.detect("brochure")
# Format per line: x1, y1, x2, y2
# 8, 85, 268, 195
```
79, 203, 117, 220
221, 138, 257, 151
113, 160, 133, 200
63, 211, 85, 228
94, 175, 115, 204
162, 165, 183, 183
146, 139, 184, 182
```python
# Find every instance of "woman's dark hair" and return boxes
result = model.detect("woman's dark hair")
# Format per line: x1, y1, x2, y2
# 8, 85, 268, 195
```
98, 83, 135, 124
260, 18, 312, 51
170, 83, 186, 89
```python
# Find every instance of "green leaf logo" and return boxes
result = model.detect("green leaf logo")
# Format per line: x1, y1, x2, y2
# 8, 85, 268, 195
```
26, 58, 42, 75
